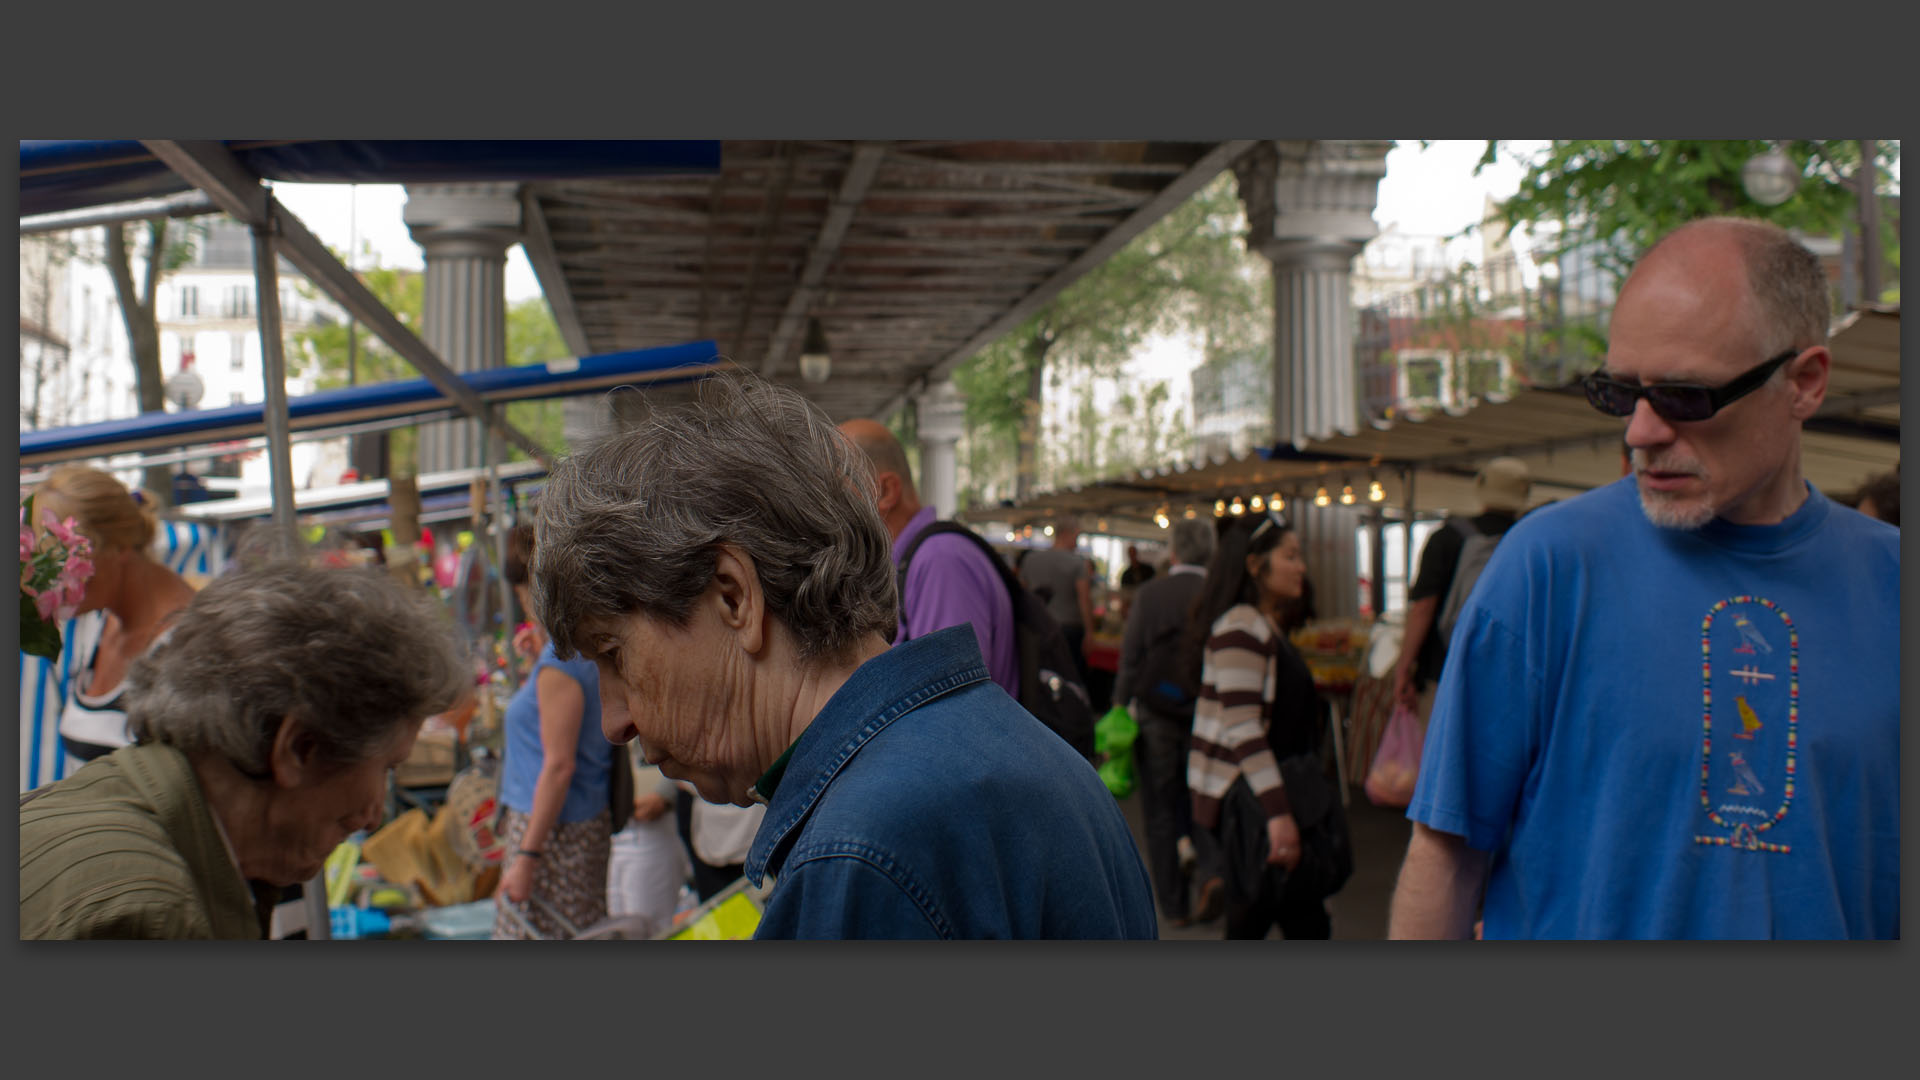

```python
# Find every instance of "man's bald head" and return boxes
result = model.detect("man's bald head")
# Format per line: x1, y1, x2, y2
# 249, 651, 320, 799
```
1629, 217, 1830, 355
838, 419, 916, 492
836, 418, 920, 537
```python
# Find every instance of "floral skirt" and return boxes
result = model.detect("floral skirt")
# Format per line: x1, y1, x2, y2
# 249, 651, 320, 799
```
491, 806, 612, 939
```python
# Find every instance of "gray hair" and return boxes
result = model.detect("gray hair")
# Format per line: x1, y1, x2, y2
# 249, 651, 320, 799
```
1647, 217, 1831, 353
532, 374, 898, 665
125, 562, 468, 776
1169, 517, 1215, 567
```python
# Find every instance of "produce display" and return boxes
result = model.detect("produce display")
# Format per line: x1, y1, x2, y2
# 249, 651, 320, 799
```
1290, 619, 1373, 694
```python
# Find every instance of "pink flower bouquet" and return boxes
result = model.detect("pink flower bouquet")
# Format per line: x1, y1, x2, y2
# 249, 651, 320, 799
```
19, 494, 95, 663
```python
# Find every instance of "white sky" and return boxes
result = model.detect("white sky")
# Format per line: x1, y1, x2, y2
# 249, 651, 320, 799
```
271, 140, 1551, 375
269, 182, 545, 301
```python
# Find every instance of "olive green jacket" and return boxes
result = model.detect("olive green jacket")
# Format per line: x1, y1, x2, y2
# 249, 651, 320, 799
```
20, 743, 265, 939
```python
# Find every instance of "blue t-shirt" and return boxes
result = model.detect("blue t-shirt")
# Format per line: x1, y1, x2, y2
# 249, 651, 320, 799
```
1409, 477, 1899, 939
498, 644, 611, 823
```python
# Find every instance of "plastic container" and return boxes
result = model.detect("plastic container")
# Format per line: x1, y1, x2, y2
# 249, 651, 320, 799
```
419, 900, 498, 940
329, 906, 417, 939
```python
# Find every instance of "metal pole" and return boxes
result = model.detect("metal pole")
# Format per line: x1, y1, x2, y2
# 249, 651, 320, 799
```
489, 411, 520, 696
1857, 139, 1881, 306
252, 204, 297, 541
1370, 506, 1387, 617
347, 186, 359, 388
254, 201, 329, 940
1402, 464, 1416, 608
18, 189, 218, 235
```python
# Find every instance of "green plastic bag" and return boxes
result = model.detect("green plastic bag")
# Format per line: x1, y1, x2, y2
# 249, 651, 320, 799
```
1093, 705, 1139, 799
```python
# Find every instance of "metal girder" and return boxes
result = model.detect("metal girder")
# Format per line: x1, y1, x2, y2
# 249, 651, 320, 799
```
554, 184, 1149, 206
519, 186, 593, 358
19, 189, 219, 235
139, 140, 550, 465
759, 142, 888, 375
251, 224, 297, 532
874, 139, 1257, 418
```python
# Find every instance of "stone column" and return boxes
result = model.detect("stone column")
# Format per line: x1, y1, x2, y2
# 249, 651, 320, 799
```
1294, 501, 1365, 620
404, 184, 522, 475
1234, 140, 1393, 449
916, 379, 966, 519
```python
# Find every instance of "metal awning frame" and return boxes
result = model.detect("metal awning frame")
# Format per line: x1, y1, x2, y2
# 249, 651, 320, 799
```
135, 140, 555, 521
49, 141, 568, 940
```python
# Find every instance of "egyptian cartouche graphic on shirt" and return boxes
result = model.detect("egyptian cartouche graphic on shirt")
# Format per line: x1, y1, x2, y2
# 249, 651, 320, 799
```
1695, 596, 1798, 854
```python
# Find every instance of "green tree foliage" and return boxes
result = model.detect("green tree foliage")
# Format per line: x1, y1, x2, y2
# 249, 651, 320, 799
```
953, 172, 1266, 502
501, 297, 571, 461
293, 265, 424, 390
1484, 140, 1900, 299
292, 266, 571, 466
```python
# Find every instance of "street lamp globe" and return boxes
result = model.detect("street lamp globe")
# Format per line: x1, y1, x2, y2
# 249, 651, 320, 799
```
1742, 145, 1802, 207
164, 367, 204, 412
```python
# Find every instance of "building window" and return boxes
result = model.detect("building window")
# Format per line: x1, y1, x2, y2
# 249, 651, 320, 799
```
230, 391, 246, 406
179, 285, 199, 318
1397, 350, 1453, 408
228, 285, 251, 319
230, 332, 247, 372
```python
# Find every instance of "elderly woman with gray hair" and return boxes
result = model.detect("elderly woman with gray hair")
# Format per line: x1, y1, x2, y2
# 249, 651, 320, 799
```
531, 375, 1156, 939
20, 561, 468, 939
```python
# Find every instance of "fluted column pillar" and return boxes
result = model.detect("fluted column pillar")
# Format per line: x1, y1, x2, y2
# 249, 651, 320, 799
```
916, 379, 966, 518
404, 184, 522, 474
1235, 141, 1392, 449
1293, 500, 1364, 620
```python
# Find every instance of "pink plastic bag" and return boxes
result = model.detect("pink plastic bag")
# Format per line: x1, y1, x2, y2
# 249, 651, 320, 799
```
1364, 703, 1425, 808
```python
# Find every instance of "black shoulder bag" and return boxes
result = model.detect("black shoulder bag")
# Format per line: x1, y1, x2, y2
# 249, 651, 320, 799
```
1221, 628, 1354, 904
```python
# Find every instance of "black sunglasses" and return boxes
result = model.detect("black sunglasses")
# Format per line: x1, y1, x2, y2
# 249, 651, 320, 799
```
1582, 348, 1801, 423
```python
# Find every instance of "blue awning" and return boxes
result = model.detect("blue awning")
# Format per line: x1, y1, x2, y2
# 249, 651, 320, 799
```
20, 340, 725, 466
19, 140, 722, 217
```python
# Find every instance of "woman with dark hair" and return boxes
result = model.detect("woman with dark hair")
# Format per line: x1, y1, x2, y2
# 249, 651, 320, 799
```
1183, 510, 1332, 939
492, 523, 615, 939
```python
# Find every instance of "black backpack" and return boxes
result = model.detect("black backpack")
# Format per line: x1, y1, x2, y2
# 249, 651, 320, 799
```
897, 522, 1097, 762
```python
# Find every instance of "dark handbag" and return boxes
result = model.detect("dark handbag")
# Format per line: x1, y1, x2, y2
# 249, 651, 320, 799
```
1215, 639, 1355, 905
1218, 755, 1353, 905
607, 741, 635, 836
1279, 751, 1353, 901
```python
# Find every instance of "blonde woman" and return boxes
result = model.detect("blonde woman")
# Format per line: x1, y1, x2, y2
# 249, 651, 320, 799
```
31, 466, 197, 764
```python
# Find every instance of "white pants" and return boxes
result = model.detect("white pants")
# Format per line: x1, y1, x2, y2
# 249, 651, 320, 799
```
606, 814, 691, 932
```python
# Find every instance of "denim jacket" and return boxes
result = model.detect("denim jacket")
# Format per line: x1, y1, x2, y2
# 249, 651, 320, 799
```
746, 625, 1157, 939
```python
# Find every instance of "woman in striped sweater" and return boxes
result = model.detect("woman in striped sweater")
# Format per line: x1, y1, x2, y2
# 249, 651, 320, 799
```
1183, 511, 1331, 939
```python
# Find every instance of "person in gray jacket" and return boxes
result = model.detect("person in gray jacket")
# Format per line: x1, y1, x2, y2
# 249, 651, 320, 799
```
1113, 517, 1223, 925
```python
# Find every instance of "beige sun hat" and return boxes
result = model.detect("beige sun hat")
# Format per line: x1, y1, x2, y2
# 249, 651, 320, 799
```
1475, 457, 1532, 512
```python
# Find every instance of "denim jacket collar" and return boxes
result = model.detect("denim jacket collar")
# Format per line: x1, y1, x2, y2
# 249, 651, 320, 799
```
744, 624, 988, 886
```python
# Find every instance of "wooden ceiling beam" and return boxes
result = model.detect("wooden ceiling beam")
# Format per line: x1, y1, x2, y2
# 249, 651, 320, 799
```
758, 142, 889, 376
873, 140, 1256, 419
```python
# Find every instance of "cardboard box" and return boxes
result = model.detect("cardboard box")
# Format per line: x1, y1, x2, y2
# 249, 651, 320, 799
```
394, 727, 457, 787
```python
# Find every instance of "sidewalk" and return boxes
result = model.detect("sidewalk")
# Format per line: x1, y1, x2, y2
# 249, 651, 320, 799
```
1116, 781, 1413, 940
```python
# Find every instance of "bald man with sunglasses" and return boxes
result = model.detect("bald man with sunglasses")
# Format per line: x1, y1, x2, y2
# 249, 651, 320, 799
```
1388, 218, 1899, 940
